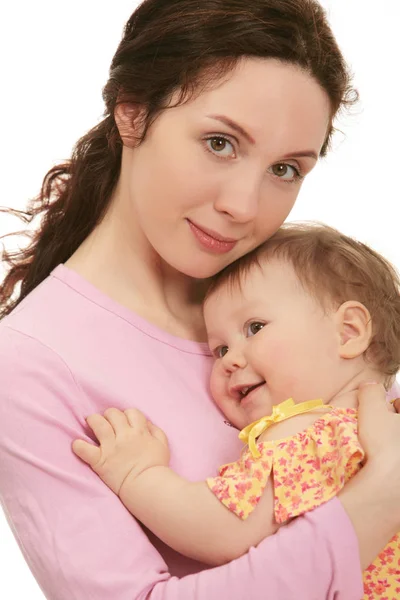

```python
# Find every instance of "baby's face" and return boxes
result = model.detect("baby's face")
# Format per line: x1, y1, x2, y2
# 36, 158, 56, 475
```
204, 258, 342, 430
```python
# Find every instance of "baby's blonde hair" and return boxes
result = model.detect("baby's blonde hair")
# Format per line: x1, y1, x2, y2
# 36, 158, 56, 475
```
207, 223, 400, 387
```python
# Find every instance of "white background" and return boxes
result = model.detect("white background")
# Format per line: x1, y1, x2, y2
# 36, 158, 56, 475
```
0, 1, 399, 596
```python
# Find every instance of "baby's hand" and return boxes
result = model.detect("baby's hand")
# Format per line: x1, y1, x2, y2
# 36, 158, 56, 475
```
72, 408, 170, 496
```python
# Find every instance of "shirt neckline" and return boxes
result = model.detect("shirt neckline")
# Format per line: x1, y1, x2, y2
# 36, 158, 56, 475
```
51, 264, 212, 356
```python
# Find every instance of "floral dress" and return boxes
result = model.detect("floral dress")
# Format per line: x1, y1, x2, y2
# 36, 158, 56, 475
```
207, 399, 400, 599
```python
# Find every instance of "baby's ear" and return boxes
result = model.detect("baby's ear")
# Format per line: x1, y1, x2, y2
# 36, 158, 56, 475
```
335, 301, 372, 359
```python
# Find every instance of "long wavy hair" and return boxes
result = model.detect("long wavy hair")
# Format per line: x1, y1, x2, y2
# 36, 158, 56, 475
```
0, 0, 357, 319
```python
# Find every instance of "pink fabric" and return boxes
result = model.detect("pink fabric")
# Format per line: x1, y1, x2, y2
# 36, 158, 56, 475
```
0, 265, 363, 599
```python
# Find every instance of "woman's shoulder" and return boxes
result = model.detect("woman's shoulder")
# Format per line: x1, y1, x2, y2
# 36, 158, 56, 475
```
0, 265, 99, 397
0, 265, 86, 342
0, 322, 92, 442
0, 322, 85, 403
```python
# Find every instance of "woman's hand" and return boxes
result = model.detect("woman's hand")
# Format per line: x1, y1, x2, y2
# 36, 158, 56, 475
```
392, 398, 400, 413
358, 383, 400, 473
337, 382, 400, 568
358, 383, 400, 515
72, 408, 170, 496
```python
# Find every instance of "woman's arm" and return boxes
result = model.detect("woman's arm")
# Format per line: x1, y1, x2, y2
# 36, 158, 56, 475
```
339, 381, 400, 568
0, 328, 393, 600
338, 461, 397, 568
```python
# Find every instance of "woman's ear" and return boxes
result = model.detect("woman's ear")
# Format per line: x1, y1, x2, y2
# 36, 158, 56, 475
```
114, 103, 146, 148
335, 301, 372, 359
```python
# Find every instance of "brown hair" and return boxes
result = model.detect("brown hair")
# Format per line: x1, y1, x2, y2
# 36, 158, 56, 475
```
0, 0, 357, 319
207, 223, 400, 386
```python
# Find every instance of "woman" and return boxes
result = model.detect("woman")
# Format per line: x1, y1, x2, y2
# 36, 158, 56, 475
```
0, 1, 399, 598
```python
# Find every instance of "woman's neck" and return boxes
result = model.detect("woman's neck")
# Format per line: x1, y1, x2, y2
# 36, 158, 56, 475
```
65, 192, 209, 342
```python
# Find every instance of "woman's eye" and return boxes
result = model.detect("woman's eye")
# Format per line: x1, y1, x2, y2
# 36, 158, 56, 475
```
269, 163, 302, 182
246, 322, 265, 337
214, 345, 229, 358
205, 136, 236, 159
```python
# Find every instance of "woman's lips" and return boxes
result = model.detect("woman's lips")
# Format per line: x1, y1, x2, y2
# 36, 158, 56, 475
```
187, 220, 238, 254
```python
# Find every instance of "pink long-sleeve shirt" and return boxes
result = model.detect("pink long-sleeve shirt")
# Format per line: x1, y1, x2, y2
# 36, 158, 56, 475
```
0, 264, 363, 599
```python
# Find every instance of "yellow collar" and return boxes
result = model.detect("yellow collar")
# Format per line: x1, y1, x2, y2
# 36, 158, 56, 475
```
239, 398, 328, 458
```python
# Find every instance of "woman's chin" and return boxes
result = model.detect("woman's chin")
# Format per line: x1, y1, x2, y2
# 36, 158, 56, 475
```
166, 254, 234, 280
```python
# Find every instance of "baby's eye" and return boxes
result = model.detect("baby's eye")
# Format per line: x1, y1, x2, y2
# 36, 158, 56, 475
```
246, 322, 265, 337
214, 345, 229, 358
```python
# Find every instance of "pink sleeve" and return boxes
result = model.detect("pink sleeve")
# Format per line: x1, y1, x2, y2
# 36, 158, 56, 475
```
0, 328, 363, 600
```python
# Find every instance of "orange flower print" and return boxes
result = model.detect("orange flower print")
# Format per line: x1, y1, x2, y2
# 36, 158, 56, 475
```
275, 503, 289, 524
248, 495, 260, 508
210, 480, 230, 501
244, 457, 253, 470
207, 407, 400, 598
370, 579, 390, 595
292, 465, 305, 482
234, 481, 252, 499
307, 457, 321, 471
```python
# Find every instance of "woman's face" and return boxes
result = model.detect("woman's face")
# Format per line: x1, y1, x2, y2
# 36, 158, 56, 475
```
118, 58, 331, 279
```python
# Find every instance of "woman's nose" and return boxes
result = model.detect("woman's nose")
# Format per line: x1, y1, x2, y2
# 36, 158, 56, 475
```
214, 177, 260, 224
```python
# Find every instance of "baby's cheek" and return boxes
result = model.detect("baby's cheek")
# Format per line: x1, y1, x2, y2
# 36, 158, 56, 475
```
253, 339, 303, 387
254, 338, 293, 366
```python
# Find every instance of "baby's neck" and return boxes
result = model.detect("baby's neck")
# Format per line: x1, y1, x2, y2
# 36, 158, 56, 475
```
328, 389, 358, 410
259, 370, 384, 444
328, 368, 385, 410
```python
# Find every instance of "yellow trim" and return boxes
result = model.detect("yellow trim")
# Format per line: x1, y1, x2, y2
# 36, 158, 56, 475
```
239, 398, 329, 458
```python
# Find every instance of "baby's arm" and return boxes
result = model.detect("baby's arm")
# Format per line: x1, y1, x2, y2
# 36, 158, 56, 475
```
72, 407, 279, 566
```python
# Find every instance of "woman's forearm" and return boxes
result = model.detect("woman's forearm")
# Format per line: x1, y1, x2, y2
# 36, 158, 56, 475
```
338, 460, 399, 569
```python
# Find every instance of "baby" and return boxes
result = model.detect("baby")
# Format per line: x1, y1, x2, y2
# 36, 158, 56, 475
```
73, 223, 400, 599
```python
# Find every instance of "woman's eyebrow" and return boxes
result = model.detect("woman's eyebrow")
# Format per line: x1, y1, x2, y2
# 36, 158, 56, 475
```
206, 114, 256, 145
281, 150, 319, 161
206, 115, 319, 160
